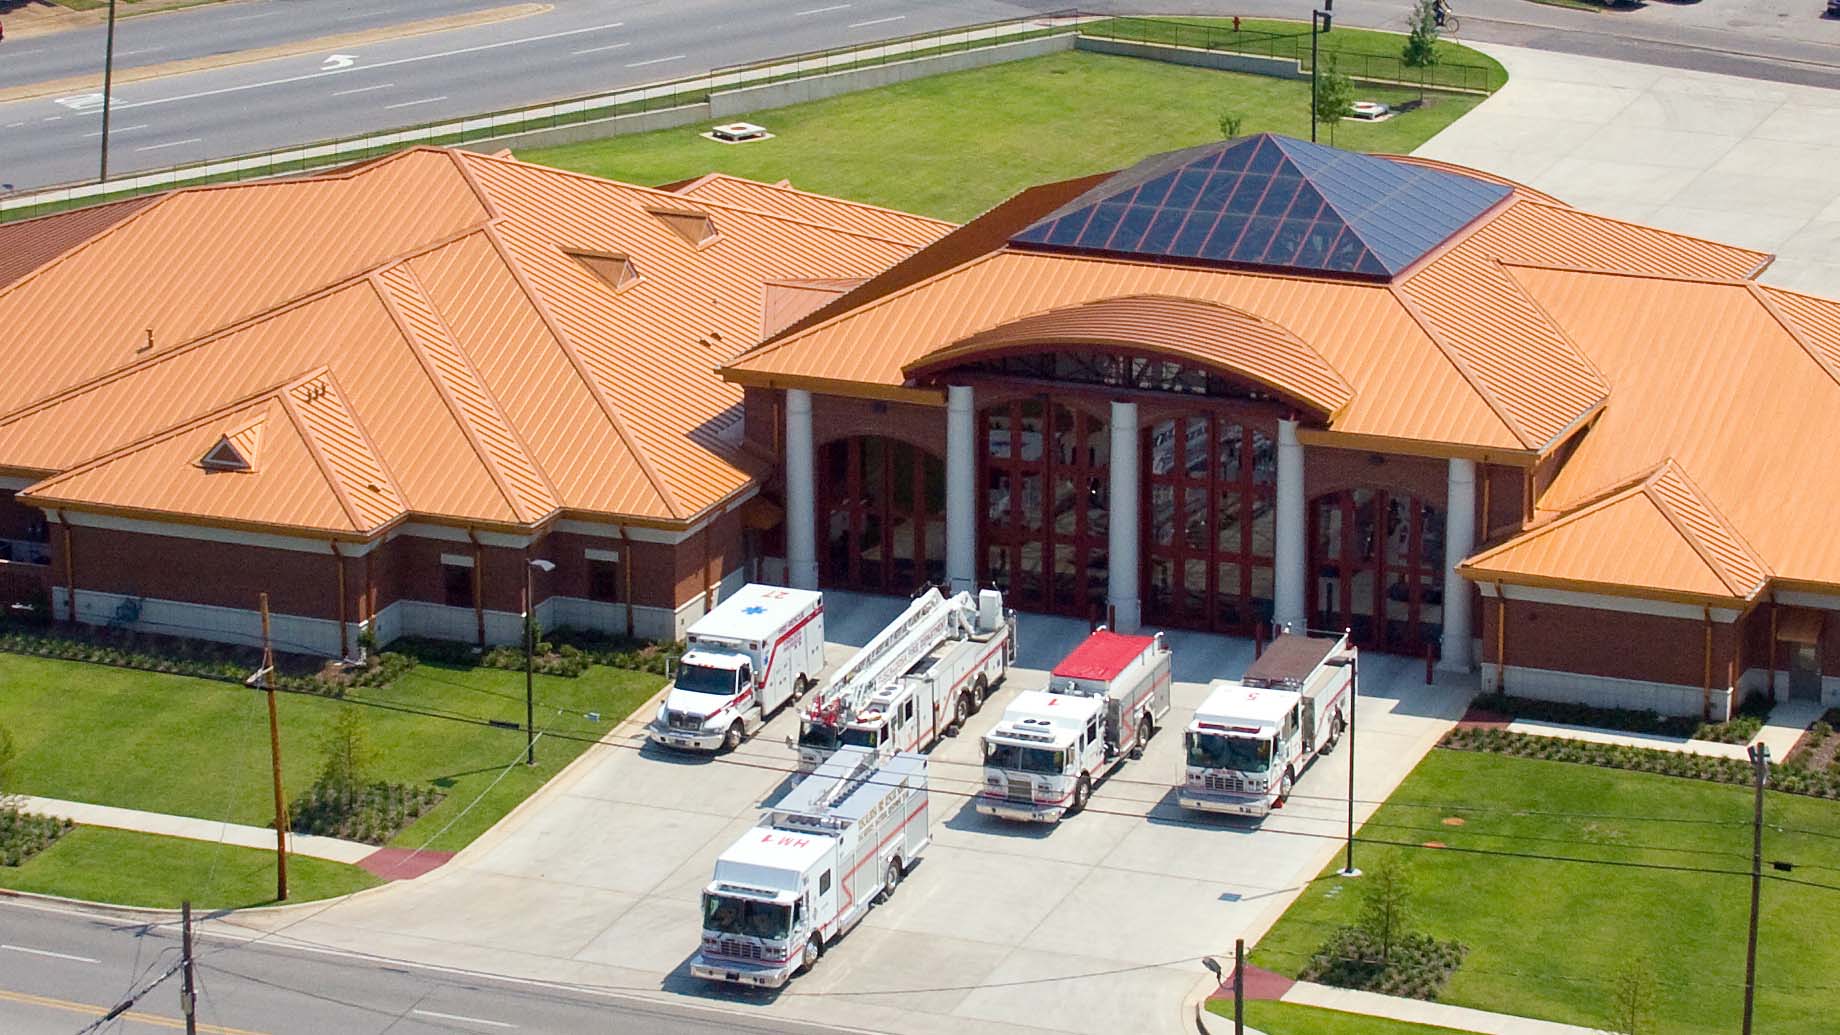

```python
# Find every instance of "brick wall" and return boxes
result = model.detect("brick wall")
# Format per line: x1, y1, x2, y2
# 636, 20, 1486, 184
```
1479, 594, 1736, 689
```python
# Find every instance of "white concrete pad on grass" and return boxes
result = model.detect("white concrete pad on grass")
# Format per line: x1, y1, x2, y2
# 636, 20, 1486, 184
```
1414, 43, 1840, 298
1503, 719, 1749, 760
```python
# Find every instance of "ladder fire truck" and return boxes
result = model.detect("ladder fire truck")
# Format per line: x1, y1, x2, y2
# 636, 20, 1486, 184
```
691, 746, 930, 988
794, 587, 1014, 772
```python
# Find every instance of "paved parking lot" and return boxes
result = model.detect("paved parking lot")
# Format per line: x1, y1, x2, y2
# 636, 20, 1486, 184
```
221, 594, 1472, 1035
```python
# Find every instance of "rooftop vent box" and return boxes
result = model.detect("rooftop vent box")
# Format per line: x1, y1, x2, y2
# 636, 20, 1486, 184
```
707, 121, 771, 143
1348, 101, 1391, 121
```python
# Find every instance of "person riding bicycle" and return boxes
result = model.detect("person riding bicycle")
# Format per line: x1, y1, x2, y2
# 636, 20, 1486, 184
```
1433, 0, 1451, 27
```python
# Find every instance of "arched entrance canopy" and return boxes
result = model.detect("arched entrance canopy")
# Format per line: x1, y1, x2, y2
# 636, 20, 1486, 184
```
903, 294, 1355, 420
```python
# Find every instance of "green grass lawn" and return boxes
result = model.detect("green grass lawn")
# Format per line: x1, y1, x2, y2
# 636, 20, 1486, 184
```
1209, 1000, 1471, 1034
523, 50, 1486, 224
0, 826, 379, 910
1252, 749, 1840, 1035
0, 652, 663, 856
1081, 16, 1509, 92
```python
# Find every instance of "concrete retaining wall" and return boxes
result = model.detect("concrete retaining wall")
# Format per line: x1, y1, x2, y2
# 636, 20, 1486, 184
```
709, 34, 1075, 119
1074, 36, 1309, 81
1483, 663, 1735, 721
458, 104, 710, 156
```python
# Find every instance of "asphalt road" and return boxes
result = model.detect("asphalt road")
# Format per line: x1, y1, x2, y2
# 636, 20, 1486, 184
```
4, 0, 1840, 192
0, 898, 861, 1035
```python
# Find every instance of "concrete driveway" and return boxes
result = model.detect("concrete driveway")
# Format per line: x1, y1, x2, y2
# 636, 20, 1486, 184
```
1413, 41, 1840, 297
219, 595, 1471, 1035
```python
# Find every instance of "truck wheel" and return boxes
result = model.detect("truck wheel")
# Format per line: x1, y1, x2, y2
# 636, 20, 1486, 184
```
1328, 712, 1346, 751
972, 675, 990, 710
796, 935, 824, 975
876, 857, 903, 903
952, 692, 972, 732
1069, 774, 1092, 815
723, 722, 745, 753
1141, 711, 1156, 740
794, 674, 810, 699
1277, 768, 1294, 808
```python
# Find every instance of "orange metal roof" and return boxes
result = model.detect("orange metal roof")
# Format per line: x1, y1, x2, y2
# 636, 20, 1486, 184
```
905, 294, 1355, 418
0, 147, 935, 535
1460, 461, 1767, 606
0, 194, 162, 291
672, 173, 954, 247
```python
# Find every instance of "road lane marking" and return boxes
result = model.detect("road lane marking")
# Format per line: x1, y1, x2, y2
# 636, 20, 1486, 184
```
82, 123, 147, 137
5, 122, 24, 128
411, 1008, 517, 1029
134, 137, 203, 151
331, 82, 395, 96
0, 987, 266, 1034
849, 15, 906, 28
321, 54, 358, 71
222, 11, 278, 21
115, 20, 626, 113
625, 54, 685, 68
121, 47, 168, 57
384, 95, 448, 109
796, 3, 851, 13
2, 944, 99, 963
571, 42, 632, 55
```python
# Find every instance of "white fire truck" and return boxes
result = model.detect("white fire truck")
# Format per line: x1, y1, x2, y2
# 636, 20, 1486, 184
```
795, 587, 1014, 772
1179, 631, 1354, 818
977, 630, 1172, 823
648, 584, 825, 752
691, 746, 930, 988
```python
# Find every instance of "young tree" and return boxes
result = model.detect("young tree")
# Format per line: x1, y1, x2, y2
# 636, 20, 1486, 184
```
1218, 110, 1245, 139
1313, 55, 1356, 145
1357, 857, 1413, 964
0, 723, 16, 801
317, 707, 372, 797
1403, 0, 1442, 70
1607, 957, 1658, 1034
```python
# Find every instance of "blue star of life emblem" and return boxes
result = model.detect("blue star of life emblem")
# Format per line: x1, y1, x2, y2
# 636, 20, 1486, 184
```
744, 605, 767, 615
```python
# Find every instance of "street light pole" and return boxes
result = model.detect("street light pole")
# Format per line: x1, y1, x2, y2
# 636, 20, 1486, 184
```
1309, 1, 1334, 144
524, 558, 556, 767
1742, 742, 1769, 1035
1328, 629, 1359, 877
100, 0, 118, 181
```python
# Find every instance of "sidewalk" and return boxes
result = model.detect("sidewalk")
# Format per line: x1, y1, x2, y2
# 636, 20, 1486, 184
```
1282, 982, 1603, 1035
1758, 698, 1827, 760
1502, 718, 1750, 760
19, 794, 373, 865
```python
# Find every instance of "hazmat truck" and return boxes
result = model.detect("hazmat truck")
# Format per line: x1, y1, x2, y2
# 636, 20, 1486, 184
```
648, 584, 825, 752
976, 629, 1172, 822
1179, 631, 1354, 818
796, 587, 1015, 772
690, 746, 930, 988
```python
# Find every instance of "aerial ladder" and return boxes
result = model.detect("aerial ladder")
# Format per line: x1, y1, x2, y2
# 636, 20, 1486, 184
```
793, 588, 978, 772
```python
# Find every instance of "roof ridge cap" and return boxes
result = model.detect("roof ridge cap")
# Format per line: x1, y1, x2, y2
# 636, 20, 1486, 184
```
0, 190, 179, 310
1746, 281, 1840, 389
368, 266, 534, 526
478, 222, 687, 521
1518, 199, 1774, 273
1497, 258, 1746, 287
275, 372, 371, 532
1487, 260, 1612, 446
1385, 283, 1538, 449
1642, 460, 1770, 596
688, 173, 957, 229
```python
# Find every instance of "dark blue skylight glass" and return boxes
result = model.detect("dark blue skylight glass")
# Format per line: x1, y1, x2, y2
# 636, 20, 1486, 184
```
1010, 134, 1513, 279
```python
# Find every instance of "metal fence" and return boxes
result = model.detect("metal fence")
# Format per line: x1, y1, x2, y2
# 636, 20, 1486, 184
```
1078, 15, 1499, 95
0, 10, 1083, 221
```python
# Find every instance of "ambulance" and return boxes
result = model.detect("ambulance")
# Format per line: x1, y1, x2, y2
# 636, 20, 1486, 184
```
648, 584, 825, 752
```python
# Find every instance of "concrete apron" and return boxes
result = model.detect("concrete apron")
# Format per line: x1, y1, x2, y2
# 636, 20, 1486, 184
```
207, 592, 1474, 1035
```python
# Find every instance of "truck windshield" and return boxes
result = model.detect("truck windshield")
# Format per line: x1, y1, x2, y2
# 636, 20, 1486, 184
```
702, 893, 792, 941
984, 741, 1065, 773
841, 725, 881, 749
676, 662, 738, 696
798, 721, 839, 751
1187, 731, 1272, 773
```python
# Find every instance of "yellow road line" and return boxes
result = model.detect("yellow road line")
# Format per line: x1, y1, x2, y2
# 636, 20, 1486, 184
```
0, 986, 269, 1035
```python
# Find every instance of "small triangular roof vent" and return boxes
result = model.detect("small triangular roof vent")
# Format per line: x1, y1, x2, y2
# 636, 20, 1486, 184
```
645, 206, 720, 249
568, 250, 642, 293
200, 416, 263, 472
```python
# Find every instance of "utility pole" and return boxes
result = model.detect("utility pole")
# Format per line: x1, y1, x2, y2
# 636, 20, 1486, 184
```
1328, 633, 1360, 877
180, 899, 197, 1035
99, 0, 118, 181
1310, 0, 1334, 143
246, 593, 288, 901
1742, 742, 1769, 1035
1233, 938, 1245, 1035
524, 558, 555, 767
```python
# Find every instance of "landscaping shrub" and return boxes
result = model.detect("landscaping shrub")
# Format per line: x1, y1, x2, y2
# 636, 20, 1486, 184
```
1471, 692, 1701, 738
0, 807, 71, 867
0, 623, 410, 698
479, 642, 591, 678
545, 627, 685, 676
288, 707, 440, 845
1301, 927, 1467, 1000
1441, 728, 1840, 800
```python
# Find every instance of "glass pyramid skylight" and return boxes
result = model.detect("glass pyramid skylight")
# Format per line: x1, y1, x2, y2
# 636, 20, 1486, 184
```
1010, 134, 1512, 279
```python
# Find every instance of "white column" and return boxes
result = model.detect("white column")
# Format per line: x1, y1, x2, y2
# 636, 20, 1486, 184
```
946, 385, 977, 594
1272, 418, 1307, 634
784, 388, 818, 590
1107, 400, 1141, 633
1439, 457, 1478, 672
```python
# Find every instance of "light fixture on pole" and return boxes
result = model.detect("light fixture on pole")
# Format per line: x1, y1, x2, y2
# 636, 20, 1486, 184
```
524, 558, 557, 766
1325, 631, 1359, 877
1309, 0, 1334, 144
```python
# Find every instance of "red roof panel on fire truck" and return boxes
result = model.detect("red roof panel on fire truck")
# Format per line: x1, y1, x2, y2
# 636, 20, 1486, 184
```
1052, 631, 1156, 683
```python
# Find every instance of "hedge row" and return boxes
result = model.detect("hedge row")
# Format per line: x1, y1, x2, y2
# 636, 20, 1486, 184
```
0, 624, 415, 698
0, 806, 72, 867
1470, 691, 1769, 744
1442, 727, 1840, 799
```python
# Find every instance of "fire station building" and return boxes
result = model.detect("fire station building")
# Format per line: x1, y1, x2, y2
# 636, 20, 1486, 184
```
4, 135, 1840, 718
